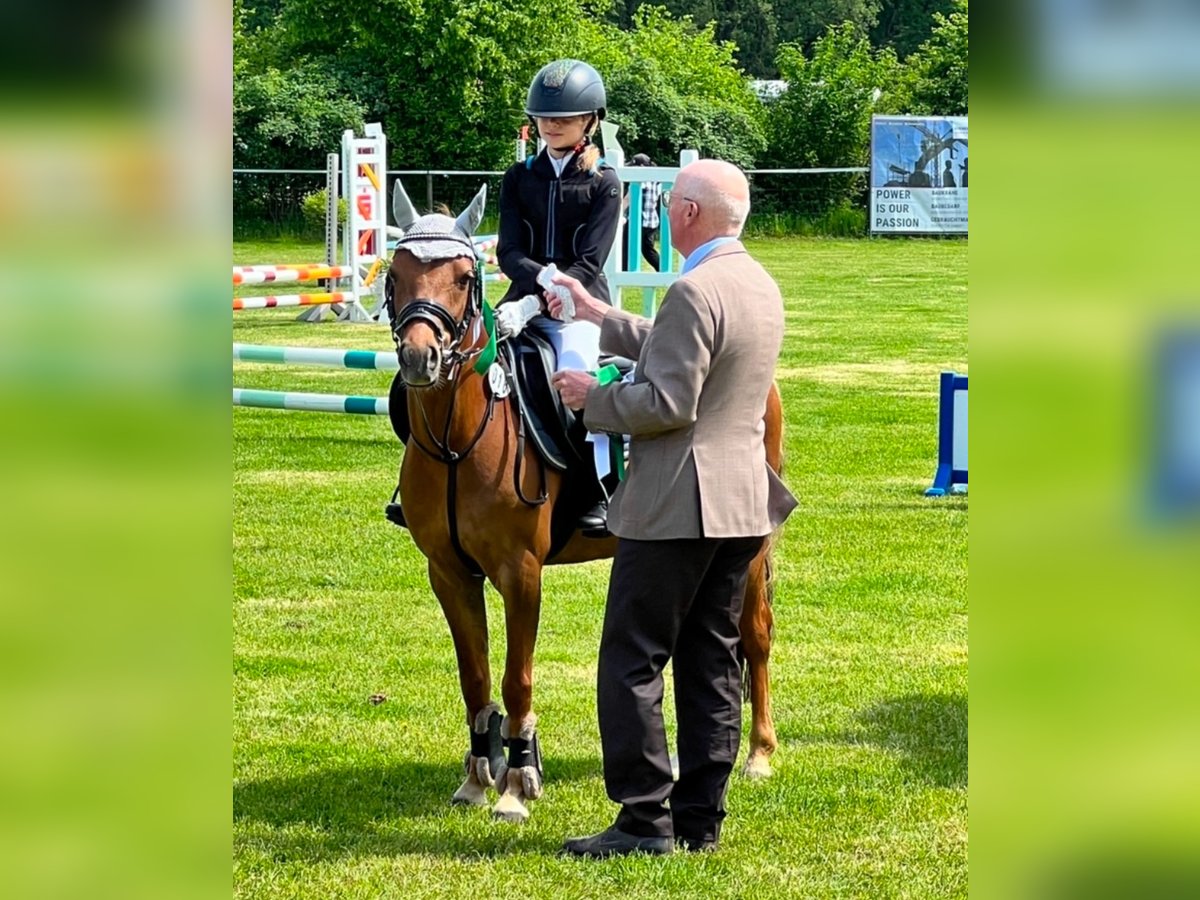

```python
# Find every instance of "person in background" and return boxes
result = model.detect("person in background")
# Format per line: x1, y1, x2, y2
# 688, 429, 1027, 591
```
623, 153, 661, 271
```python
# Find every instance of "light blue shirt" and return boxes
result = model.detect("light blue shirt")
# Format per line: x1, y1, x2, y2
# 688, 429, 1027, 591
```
680, 236, 738, 275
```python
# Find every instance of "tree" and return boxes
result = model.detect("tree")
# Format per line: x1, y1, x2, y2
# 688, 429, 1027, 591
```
760, 23, 899, 213
870, 0, 955, 58
270, 0, 601, 170
651, 0, 779, 78
604, 7, 767, 168
774, 0, 882, 51
233, 64, 366, 226
899, 0, 967, 115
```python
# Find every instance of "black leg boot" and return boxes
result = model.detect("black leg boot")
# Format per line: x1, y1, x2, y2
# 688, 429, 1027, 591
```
452, 703, 504, 806
493, 714, 544, 822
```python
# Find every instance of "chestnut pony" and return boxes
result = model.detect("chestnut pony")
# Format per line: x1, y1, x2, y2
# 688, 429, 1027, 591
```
386, 182, 781, 822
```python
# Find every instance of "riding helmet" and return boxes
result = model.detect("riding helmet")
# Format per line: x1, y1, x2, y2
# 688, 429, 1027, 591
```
525, 60, 606, 119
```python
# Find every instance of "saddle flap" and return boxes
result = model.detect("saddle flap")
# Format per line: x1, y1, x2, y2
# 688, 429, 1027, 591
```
503, 334, 576, 472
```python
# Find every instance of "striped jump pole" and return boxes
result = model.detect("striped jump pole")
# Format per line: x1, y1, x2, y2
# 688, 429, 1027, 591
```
233, 292, 352, 311
234, 263, 330, 273
233, 265, 355, 286
233, 343, 399, 371
233, 388, 388, 415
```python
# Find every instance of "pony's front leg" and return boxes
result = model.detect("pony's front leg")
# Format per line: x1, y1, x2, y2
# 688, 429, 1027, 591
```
740, 550, 778, 779
429, 562, 505, 807
491, 555, 545, 823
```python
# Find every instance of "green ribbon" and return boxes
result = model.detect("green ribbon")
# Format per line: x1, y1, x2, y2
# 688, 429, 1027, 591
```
472, 300, 497, 375
595, 363, 626, 481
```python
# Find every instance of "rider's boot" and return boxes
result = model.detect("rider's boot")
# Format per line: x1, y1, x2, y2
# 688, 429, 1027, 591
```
385, 374, 411, 529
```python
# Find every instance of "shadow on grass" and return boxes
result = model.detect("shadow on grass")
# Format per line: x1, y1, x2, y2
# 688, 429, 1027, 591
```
855, 692, 967, 788
234, 755, 602, 860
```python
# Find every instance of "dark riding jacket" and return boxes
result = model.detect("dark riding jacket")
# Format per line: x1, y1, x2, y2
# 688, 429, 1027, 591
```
497, 149, 621, 305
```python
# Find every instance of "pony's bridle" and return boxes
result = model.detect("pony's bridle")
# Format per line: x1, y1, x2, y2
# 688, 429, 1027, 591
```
386, 230, 548, 575
386, 239, 487, 382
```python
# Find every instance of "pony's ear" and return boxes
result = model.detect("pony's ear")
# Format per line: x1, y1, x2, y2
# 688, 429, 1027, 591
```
392, 180, 419, 231
455, 183, 487, 237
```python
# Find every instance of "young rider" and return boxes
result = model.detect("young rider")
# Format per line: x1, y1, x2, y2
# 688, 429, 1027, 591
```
494, 59, 622, 537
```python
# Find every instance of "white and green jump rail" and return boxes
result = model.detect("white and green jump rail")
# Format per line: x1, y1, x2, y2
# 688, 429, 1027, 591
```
233, 388, 389, 415
234, 343, 399, 371
233, 343, 397, 415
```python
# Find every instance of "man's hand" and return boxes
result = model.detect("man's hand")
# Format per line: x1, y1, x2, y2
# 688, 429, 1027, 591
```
551, 369, 596, 411
545, 271, 609, 327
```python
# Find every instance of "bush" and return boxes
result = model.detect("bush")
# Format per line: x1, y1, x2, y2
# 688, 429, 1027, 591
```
603, 7, 766, 169
759, 24, 900, 216
233, 63, 365, 229
896, 0, 968, 115
300, 189, 348, 239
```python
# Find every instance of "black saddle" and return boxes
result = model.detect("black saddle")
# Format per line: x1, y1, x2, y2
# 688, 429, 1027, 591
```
386, 333, 632, 558
502, 330, 575, 472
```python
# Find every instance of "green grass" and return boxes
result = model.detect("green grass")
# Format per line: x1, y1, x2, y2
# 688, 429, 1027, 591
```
233, 237, 967, 898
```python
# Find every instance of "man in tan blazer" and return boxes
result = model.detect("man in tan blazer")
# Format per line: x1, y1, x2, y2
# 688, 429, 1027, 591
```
548, 159, 797, 858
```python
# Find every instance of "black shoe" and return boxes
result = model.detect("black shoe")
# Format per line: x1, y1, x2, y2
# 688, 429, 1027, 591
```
384, 503, 407, 529
561, 826, 672, 859
675, 835, 719, 853
577, 500, 609, 538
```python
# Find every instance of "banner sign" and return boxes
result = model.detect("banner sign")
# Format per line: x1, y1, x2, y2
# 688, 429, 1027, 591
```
871, 116, 968, 234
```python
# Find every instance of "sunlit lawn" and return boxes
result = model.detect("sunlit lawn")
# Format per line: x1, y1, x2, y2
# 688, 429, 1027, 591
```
233, 236, 967, 898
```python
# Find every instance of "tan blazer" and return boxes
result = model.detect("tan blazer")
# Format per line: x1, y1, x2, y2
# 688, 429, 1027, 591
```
583, 241, 798, 540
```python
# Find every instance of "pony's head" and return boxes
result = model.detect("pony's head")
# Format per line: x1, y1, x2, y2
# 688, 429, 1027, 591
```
386, 181, 488, 387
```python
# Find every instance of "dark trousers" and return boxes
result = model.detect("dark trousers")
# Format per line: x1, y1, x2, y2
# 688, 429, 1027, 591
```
597, 534, 765, 842
622, 225, 661, 271
641, 227, 660, 271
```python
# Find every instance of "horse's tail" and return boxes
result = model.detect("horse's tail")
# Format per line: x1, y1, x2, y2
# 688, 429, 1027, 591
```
743, 543, 776, 702
765, 380, 784, 477
742, 382, 784, 701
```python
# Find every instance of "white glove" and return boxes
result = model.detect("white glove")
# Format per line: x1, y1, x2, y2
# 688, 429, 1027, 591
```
537, 264, 575, 323
495, 294, 542, 338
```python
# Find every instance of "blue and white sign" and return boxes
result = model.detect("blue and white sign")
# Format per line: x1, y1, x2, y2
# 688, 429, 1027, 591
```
871, 115, 968, 234
1151, 330, 1200, 516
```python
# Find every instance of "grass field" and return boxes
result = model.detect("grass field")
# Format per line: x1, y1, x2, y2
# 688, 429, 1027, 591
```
233, 237, 968, 898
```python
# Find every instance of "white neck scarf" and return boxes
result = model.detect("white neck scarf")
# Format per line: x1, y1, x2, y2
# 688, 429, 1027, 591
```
548, 150, 575, 178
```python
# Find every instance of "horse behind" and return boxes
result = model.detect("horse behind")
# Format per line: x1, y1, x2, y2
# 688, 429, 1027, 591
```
386, 182, 782, 823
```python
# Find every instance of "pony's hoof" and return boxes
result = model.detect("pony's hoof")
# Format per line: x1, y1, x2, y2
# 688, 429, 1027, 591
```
491, 793, 530, 823
492, 767, 533, 822
742, 752, 773, 780
451, 775, 489, 807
